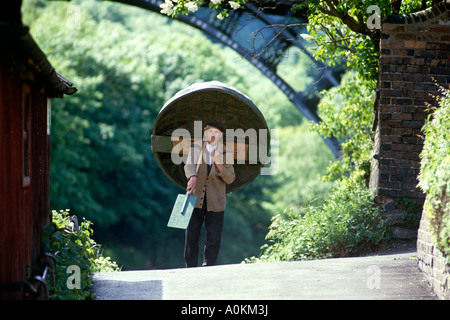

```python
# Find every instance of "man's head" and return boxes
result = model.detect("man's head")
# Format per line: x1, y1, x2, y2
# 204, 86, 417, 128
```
204, 120, 225, 146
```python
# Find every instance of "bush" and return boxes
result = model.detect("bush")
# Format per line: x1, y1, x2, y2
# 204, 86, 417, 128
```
244, 72, 389, 264
41, 210, 120, 300
418, 87, 450, 263
245, 170, 392, 263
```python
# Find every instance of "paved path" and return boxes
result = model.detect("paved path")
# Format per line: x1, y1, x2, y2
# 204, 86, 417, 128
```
92, 248, 436, 300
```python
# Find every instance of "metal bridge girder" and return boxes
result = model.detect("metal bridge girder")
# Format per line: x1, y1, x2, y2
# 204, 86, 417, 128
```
110, 0, 341, 157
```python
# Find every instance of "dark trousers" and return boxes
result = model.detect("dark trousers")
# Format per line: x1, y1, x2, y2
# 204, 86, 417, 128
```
184, 197, 224, 267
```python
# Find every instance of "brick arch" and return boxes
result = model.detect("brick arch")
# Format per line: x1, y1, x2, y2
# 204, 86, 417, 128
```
369, 1, 450, 236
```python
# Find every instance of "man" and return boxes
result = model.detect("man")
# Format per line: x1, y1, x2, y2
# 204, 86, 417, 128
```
184, 120, 235, 267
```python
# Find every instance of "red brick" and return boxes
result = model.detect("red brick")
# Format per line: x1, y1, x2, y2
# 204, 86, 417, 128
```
381, 88, 403, 97
379, 165, 401, 174
429, 59, 447, 67
380, 120, 403, 128
402, 136, 421, 144
381, 81, 391, 88
402, 152, 421, 160
388, 106, 402, 113
392, 98, 413, 105
413, 113, 427, 120
395, 33, 417, 40
391, 143, 418, 152
430, 26, 450, 33
403, 73, 425, 82
380, 105, 391, 112
391, 113, 412, 120
392, 128, 413, 136
380, 135, 400, 143
403, 121, 424, 129
437, 51, 450, 59
380, 128, 393, 135
404, 40, 426, 49
382, 24, 405, 33
381, 151, 403, 159
415, 49, 436, 58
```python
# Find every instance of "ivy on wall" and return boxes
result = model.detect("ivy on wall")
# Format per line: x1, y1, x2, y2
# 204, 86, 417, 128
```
418, 87, 450, 263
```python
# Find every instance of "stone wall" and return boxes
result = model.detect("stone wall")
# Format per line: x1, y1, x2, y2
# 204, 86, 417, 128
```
370, 0, 450, 299
417, 204, 450, 300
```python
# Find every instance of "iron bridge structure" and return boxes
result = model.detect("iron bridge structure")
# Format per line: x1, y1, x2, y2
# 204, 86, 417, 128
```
111, 0, 342, 157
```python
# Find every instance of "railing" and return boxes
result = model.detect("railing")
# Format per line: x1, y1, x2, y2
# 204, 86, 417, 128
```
0, 252, 55, 300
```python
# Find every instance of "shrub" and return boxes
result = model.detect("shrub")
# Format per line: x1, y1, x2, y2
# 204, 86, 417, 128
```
41, 210, 120, 300
245, 170, 392, 263
418, 87, 450, 263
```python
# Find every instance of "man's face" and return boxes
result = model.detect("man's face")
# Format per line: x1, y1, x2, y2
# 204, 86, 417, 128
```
204, 126, 223, 146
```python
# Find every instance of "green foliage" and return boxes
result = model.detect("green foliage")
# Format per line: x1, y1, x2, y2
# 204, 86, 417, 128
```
24, 0, 318, 269
246, 170, 392, 263
157, 0, 435, 83
312, 71, 376, 181
41, 210, 120, 300
28, 0, 248, 269
223, 124, 335, 261
418, 87, 450, 262
304, 7, 379, 80
262, 124, 334, 215
60, 0, 437, 268
158, 0, 245, 20
395, 196, 422, 228
24, 0, 412, 270
298, 0, 431, 81
249, 72, 385, 264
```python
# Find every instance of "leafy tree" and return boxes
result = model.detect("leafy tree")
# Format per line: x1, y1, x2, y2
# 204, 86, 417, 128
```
302, 0, 436, 80
161, 0, 435, 80
311, 71, 376, 181
263, 124, 334, 214
25, 0, 329, 269
151, 0, 441, 263
28, 1, 256, 268
156, 0, 437, 180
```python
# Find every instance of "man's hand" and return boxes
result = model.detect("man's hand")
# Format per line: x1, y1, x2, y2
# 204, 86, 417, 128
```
187, 176, 197, 194
211, 151, 224, 172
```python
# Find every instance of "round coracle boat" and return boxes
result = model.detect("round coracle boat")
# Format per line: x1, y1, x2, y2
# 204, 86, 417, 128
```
151, 81, 270, 193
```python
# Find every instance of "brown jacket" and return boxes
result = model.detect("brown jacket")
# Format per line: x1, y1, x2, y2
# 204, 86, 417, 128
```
184, 140, 235, 212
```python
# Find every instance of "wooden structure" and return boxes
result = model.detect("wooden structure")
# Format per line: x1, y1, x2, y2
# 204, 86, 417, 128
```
0, 2, 77, 299
151, 81, 269, 193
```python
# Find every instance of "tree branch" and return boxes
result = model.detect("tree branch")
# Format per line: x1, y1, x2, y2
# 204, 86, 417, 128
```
318, 0, 380, 47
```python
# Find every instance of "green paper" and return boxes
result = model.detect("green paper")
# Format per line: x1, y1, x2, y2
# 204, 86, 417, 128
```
167, 192, 197, 229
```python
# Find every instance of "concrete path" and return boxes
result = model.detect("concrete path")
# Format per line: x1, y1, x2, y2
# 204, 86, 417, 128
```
92, 248, 437, 300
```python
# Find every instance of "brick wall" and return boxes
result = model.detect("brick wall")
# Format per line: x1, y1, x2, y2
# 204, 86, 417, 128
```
370, 0, 450, 222
370, 0, 450, 299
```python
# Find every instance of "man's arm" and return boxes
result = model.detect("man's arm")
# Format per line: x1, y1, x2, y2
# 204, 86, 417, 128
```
213, 148, 235, 185
184, 140, 202, 192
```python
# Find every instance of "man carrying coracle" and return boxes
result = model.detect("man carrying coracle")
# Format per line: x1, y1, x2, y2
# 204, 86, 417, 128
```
184, 120, 235, 267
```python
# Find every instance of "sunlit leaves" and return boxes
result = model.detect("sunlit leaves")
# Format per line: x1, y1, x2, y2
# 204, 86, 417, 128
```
418, 87, 450, 262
